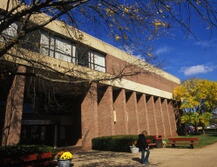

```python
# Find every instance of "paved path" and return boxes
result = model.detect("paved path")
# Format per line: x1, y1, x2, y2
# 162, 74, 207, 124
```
72, 142, 217, 167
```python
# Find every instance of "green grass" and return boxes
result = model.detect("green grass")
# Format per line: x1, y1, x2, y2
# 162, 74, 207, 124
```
180, 134, 217, 148
165, 129, 217, 148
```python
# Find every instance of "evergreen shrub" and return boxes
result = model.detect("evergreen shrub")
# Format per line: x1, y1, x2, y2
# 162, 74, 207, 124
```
92, 135, 156, 152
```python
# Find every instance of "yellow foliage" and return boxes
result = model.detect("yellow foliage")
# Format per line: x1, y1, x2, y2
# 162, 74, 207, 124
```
115, 35, 121, 40
105, 8, 114, 16
173, 79, 217, 111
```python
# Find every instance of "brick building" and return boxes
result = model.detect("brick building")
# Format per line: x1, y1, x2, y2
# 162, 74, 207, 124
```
0, 1, 180, 149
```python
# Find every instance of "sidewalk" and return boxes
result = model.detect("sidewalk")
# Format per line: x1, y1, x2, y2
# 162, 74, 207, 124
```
72, 142, 217, 167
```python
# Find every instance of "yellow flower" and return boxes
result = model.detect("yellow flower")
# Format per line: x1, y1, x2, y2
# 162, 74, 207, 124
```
57, 151, 73, 160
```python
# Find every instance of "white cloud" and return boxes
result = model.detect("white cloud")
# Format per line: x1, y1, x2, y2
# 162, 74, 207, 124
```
182, 65, 215, 76
154, 46, 171, 55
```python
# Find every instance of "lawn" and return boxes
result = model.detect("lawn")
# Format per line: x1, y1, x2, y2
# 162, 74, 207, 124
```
181, 134, 217, 148
165, 130, 217, 148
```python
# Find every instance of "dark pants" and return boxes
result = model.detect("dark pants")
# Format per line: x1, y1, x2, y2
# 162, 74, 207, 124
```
141, 148, 150, 164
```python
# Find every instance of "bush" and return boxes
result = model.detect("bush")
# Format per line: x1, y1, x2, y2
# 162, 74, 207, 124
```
92, 135, 156, 152
0, 145, 54, 158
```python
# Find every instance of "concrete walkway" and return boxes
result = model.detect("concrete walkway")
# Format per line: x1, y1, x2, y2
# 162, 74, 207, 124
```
72, 142, 217, 167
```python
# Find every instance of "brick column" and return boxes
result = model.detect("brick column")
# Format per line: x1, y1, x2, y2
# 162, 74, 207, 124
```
165, 99, 173, 137
161, 99, 171, 137
155, 97, 165, 137
81, 83, 98, 149
113, 89, 128, 135
97, 86, 114, 136
146, 95, 157, 135
168, 100, 177, 136
137, 94, 149, 133
159, 98, 166, 137
126, 91, 139, 134
2, 65, 26, 146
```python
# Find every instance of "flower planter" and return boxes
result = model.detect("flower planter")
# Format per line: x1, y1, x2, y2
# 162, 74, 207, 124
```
58, 159, 71, 167
38, 152, 52, 160
1, 157, 19, 165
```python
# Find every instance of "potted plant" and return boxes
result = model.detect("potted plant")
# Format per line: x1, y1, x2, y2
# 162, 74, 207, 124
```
56, 151, 73, 167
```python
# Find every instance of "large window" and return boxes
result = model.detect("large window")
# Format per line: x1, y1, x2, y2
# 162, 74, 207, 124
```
40, 31, 76, 63
40, 31, 106, 72
88, 51, 106, 72
76, 46, 89, 67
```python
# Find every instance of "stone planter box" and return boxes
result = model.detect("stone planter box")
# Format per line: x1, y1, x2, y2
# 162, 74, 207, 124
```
1, 152, 53, 167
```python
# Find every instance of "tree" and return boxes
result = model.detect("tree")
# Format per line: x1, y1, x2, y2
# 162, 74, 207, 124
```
1, 0, 217, 59
180, 112, 212, 134
0, 0, 217, 85
173, 79, 217, 134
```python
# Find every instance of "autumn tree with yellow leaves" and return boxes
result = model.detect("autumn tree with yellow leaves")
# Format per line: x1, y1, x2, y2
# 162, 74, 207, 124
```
173, 79, 217, 134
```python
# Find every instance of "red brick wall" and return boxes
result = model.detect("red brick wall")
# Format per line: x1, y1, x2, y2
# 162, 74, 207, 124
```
137, 94, 149, 133
81, 83, 98, 149
106, 55, 179, 92
146, 96, 157, 136
126, 92, 139, 135
113, 89, 128, 135
161, 99, 171, 137
167, 100, 177, 136
2, 66, 26, 146
97, 86, 114, 136
155, 97, 165, 136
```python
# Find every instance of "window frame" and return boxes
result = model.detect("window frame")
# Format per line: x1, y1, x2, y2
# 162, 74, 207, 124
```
40, 30, 76, 63
88, 50, 106, 72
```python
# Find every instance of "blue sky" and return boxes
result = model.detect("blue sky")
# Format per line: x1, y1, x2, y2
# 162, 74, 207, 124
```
85, 25, 217, 82
152, 28, 217, 82
77, 20, 217, 82
70, 2, 217, 82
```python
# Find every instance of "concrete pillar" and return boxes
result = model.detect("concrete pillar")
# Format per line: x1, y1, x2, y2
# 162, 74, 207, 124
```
97, 86, 114, 136
2, 65, 26, 146
146, 95, 157, 135
81, 83, 98, 149
126, 91, 139, 134
113, 89, 128, 135
137, 94, 149, 133
155, 97, 165, 137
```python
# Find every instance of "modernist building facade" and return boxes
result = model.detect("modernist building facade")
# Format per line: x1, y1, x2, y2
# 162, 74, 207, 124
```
0, 1, 180, 149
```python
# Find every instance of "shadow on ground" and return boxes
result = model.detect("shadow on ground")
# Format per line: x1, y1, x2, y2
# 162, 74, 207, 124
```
80, 162, 158, 167
73, 151, 159, 167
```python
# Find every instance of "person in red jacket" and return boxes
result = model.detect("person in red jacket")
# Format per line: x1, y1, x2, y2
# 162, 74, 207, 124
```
137, 130, 150, 165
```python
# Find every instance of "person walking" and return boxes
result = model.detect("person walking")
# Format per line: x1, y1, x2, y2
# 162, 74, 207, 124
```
137, 130, 150, 165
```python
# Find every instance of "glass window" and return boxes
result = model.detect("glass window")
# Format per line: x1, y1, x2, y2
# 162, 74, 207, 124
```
39, 31, 106, 72
21, 30, 40, 52
2, 23, 18, 37
0, 22, 18, 41
40, 31, 76, 62
76, 46, 89, 67
40, 32, 50, 56
89, 51, 106, 72
55, 36, 72, 62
